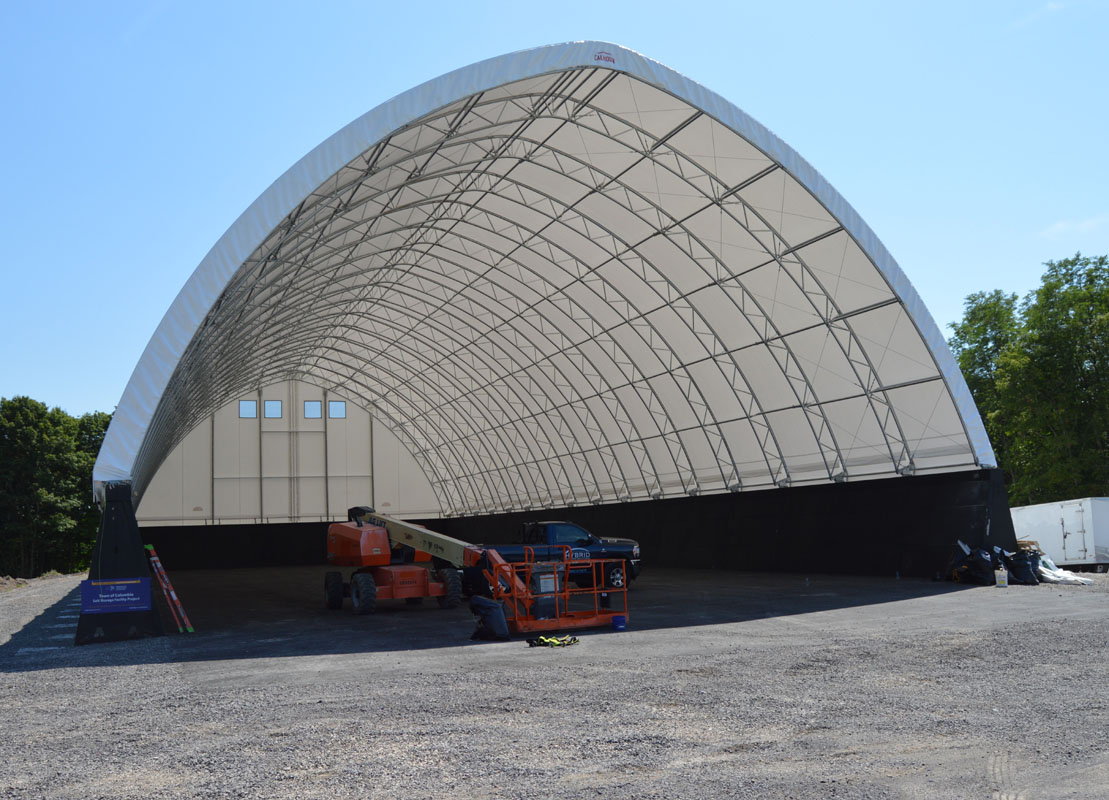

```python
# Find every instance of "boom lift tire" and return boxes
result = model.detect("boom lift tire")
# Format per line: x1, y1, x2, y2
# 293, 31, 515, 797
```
324, 571, 344, 610
437, 567, 463, 609
351, 572, 377, 615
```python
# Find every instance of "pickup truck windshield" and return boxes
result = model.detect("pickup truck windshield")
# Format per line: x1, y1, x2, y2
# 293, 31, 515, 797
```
546, 523, 591, 545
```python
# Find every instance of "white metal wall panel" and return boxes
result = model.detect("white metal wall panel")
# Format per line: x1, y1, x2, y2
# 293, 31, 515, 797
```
136, 381, 441, 524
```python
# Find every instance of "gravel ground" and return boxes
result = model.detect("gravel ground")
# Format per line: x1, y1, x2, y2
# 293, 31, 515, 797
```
1, 568, 1107, 799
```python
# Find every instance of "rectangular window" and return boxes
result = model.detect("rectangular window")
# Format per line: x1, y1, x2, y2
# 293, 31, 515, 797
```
238, 400, 257, 418
264, 400, 282, 419
328, 400, 347, 419
304, 400, 322, 419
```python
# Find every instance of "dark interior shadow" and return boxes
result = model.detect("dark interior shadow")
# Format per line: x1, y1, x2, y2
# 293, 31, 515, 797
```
0, 566, 976, 673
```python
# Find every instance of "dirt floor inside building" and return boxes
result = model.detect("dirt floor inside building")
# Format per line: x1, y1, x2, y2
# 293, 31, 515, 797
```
2, 566, 1107, 799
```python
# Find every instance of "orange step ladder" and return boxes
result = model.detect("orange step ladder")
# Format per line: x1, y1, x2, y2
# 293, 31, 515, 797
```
145, 545, 194, 633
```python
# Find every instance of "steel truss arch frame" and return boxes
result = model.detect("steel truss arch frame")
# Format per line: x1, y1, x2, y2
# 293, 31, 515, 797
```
96, 41, 995, 513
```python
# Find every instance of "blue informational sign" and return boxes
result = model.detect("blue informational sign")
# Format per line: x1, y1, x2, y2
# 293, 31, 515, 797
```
80, 578, 152, 614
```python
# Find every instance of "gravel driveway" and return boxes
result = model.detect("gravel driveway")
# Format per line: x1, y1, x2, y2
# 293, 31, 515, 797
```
2, 568, 1106, 799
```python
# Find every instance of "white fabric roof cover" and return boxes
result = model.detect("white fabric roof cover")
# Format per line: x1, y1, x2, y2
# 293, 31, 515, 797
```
94, 42, 994, 515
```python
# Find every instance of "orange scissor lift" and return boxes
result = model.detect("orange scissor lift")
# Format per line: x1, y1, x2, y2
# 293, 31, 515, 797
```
327, 508, 628, 634
478, 545, 629, 634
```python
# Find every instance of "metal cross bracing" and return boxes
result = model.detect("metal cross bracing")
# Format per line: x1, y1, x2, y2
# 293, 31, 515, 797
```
133, 67, 977, 512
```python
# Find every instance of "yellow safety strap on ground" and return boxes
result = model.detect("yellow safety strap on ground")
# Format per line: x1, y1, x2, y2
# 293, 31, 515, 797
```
527, 635, 579, 647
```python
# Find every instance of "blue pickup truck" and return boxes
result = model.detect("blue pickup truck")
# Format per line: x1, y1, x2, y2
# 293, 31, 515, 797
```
464, 520, 642, 594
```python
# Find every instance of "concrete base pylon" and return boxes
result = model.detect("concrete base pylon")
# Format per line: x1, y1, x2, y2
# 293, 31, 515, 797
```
75, 482, 163, 645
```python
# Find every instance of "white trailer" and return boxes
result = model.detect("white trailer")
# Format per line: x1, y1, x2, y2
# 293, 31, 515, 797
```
1009, 498, 1109, 571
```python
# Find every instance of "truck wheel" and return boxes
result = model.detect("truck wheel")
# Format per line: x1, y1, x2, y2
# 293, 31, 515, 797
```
324, 571, 344, 610
605, 563, 627, 589
350, 572, 377, 615
437, 567, 463, 609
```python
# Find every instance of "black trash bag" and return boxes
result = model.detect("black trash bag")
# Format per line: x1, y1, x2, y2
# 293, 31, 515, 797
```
1005, 551, 1041, 585
948, 545, 996, 585
990, 546, 1007, 571
469, 595, 510, 641
969, 548, 997, 585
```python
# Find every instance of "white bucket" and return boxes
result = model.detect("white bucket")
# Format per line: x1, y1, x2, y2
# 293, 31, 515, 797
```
996, 569, 1009, 587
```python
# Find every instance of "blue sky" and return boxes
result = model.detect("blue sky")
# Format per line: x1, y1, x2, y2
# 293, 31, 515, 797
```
1, 0, 1106, 416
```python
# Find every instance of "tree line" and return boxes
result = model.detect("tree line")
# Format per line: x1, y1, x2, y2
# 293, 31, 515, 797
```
948, 253, 1108, 506
0, 397, 110, 578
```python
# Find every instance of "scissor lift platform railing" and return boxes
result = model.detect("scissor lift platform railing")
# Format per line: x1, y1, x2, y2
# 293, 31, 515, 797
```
484, 546, 629, 634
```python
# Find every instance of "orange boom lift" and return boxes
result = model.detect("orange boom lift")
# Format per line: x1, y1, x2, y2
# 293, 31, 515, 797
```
324, 507, 628, 634
324, 508, 463, 613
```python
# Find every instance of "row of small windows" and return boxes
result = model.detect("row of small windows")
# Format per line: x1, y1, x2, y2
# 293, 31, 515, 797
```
238, 399, 346, 419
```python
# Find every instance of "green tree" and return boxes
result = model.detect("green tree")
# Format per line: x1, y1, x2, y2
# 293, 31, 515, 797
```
998, 254, 1109, 504
948, 288, 1019, 478
72, 410, 113, 570
949, 254, 1109, 505
0, 398, 111, 577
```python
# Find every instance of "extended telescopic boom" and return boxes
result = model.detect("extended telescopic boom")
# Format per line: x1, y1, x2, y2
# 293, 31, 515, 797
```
347, 506, 472, 567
